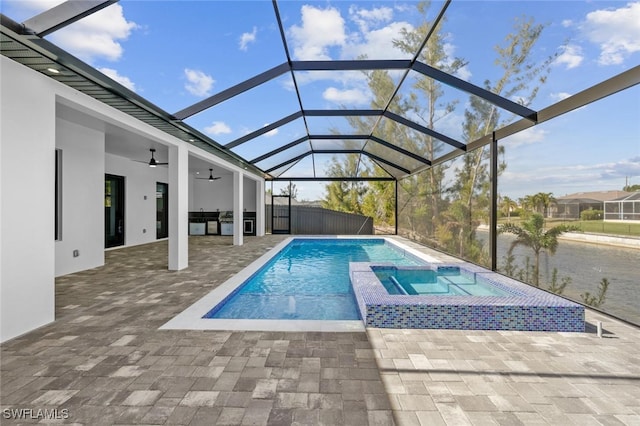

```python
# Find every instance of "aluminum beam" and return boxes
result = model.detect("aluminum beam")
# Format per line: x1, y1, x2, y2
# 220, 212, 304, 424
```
23, 0, 118, 37
249, 136, 309, 164
312, 149, 411, 174
383, 111, 466, 150
412, 61, 538, 121
225, 111, 303, 149
173, 62, 291, 120
269, 177, 395, 182
304, 109, 383, 117
291, 60, 412, 71
306, 134, 430, 166
264, 152, 310, 174
369, 135, 431, 166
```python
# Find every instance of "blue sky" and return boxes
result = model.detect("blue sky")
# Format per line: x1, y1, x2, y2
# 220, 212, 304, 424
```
3, 0, 639, 201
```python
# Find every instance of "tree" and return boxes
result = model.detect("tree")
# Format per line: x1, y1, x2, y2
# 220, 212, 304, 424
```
322, 154, 367, 214
444, 16, 556, 264
323, 1, 462, 232
499, 196, 518, 219
279, 183, 298, 200
531, 192, 556, 217
393, 2, 465, 236
581, 278, 610, 308
498, 213, 578, 286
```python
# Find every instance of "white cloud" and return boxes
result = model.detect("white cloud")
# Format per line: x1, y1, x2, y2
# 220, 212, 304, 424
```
5, 0, 65, 16
286, 3, 412, 99
581, 1, 640, 65
502, 158, 640, 195
98, 67, 136, 91
204, 121, 231, 136
184, 68, 214, 97
263, 124, 279, 138
239, 27, 257, 51
323, 87, 369, 105
50, 3, 138, 63
503, 127, 548, 147
343, 20, 413, 60
455, 66, 472, 81
555, 44, 584, 69
289, 5, 346, 60
349, 5, 393, 33
550, 92, 572, 102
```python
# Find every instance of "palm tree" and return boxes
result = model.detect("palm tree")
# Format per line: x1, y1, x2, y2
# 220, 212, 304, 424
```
498, 213, 578, 286
499, 196, 518, 219
531, 192, 556, 217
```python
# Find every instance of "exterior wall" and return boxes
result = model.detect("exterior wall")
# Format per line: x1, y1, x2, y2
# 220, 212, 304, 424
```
105, 153, 169, 247
190, 174, 257, 212
55, 119, 105, 277
1, 56, 56, 341
0, 55, 265, 342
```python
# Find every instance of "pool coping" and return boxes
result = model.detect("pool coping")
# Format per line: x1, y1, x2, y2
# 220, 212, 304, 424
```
160, 236, 441, 332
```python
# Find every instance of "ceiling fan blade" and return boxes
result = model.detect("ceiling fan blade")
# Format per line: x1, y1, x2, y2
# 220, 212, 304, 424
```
195, 168, 220, 181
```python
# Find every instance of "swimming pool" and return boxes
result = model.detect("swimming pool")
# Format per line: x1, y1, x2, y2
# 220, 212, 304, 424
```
160, 236, 440, 332
374, 265, 511, 296
203, 239, 423, 320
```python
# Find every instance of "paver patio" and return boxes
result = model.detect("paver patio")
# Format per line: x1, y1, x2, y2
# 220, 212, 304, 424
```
1, 235, 639, 425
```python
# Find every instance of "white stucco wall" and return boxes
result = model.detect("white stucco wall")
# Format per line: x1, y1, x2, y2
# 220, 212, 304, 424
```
1, 57, 56, 341
190, 175, 257, 212
55, 118, 105, 277
0, 55, 265, 342
105, 153, 169, 247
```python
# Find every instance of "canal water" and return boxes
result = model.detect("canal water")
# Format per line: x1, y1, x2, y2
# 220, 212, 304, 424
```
477, 231, 639, 325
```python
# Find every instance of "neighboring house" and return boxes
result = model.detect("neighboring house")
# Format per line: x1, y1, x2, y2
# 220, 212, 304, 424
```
551, 190, 631, 219
604, 192, 640, 222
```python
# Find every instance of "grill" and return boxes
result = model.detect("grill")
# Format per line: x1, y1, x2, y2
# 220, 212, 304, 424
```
219, 211, 233, 235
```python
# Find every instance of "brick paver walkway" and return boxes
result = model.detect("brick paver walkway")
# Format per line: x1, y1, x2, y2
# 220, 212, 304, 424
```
1, 235, 639, 425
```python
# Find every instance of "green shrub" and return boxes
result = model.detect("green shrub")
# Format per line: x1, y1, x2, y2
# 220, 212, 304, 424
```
580, 209, 603, 221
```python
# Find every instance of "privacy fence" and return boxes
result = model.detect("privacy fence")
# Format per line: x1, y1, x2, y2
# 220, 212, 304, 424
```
266, 205, 373, 235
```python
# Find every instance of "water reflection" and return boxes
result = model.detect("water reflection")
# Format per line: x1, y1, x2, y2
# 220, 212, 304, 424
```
477, 230, 639, 325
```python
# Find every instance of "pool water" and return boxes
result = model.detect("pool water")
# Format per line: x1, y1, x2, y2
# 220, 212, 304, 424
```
204, 239, 422, 320
374, 266, 511, 296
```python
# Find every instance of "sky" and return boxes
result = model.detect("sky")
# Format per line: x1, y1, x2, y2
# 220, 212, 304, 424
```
2, 0, 639, 201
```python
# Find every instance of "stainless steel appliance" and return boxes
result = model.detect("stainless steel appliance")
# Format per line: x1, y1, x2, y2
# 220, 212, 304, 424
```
219, 211, 233, 235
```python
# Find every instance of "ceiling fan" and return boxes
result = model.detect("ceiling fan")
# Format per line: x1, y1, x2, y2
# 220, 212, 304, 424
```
135, 148, 168, 167
196, 168, 221, 181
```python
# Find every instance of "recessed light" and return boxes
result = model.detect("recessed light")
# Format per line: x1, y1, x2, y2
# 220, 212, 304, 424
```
46, 67, 60, 74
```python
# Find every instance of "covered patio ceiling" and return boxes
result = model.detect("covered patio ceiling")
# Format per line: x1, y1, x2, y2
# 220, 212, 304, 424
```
1, 0, 638, 182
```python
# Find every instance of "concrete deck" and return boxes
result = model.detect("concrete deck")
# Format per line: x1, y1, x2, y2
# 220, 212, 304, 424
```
1, 235, 639, 425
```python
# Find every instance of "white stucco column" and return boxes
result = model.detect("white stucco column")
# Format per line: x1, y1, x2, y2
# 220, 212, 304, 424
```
233, 171, 243, 246
168, 144, 188, 270
255, 179, 265, 237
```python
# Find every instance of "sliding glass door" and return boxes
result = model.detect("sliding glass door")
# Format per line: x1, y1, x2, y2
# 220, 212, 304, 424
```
105, 174, 125, 248
156, 182, 168, 239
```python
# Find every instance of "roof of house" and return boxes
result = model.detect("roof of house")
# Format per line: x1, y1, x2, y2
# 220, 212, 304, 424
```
557, 190, 631, 202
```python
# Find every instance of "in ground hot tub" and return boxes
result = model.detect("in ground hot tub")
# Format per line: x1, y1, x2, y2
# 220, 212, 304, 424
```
349, 263, 584, 332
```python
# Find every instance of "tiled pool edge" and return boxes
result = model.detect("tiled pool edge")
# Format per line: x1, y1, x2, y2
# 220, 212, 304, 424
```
350, 262, 585, 332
